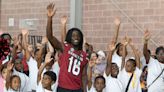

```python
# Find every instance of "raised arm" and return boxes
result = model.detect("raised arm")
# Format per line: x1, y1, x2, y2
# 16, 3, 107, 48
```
36, 37, 48, 68
22, 29, 31, 61
60, 16, 67, 43
143, 30, 151, 64
129, 39, 141, 69
113, 17, 121, 44
37, 52, 53, 84
121, 37, 129, 70
106, 41, 115, 76
46, 3, 63, 52
6, 61, 14, 90
87, 59, 95, 90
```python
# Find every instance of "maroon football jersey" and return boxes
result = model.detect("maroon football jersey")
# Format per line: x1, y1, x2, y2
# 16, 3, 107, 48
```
58, 43, 88, 90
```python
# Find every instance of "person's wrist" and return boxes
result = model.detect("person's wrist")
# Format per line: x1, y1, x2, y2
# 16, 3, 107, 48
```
144, 39, 148, 44
47, 16, 53, 19
61, 23, 66, 26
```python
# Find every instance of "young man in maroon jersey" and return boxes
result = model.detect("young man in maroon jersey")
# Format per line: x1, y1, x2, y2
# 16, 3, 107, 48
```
46, 3, 88, 92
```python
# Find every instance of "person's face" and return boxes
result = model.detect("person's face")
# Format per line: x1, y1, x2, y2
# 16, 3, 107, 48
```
91, 53, 97, 61
94, 78, 105, 92
156, 50, 164, 63
98, 55, 105, 61
14, 60, 23, 72
89, 45, 93, 52
71, 31, 81, 46
85, 44, 89, 52
3, 35, 11, 44
11, 77, 21, 91
42, 75, 53, 89
111, 64, 119, 77
2, 68, 7, 80
125, 60, 135, 73
28, 44, 33, 52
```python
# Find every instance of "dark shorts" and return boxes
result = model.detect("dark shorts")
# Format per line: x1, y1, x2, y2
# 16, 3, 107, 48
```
57, 86, 83, 92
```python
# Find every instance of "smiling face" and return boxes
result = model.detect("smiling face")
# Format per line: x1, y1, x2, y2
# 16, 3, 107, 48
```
71, 31, 81, 46
125, 59, 136, 73
11, 76, 21, 91
41, 74, 53, 89
14, 59, 23, 72
156, 49, 164, 63
111, 63, 119, 78
90, 52, 98, 61
94, 77, 105, 92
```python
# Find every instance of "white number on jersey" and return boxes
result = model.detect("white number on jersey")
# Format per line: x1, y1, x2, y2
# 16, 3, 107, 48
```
68, 56, 81, 76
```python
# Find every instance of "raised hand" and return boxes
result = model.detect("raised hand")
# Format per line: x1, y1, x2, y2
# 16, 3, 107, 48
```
41, 36, 48, 44
21, 29, 29, 36
13, 36, 19, 46
144, 29, 151, 41
45, 52, 53, 64
61, 15, 68, 25
122, 36, 129, 46
136, 49, 141, 57
114, 17, 121, 26
47, 3, 56, 17
128, 38, 134, 46
109, 40, 116, 52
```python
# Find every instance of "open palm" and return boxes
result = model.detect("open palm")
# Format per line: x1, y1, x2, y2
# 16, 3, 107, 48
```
47, 3, 56, 17
61, 15, 68, 24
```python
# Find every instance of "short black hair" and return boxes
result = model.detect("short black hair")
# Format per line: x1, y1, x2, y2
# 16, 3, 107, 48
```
65, 28, 83, 50
10, 75, 21, 83
95, 75, 106, 84
127, 59, 136, 67
44, 71, 57, 82
1, 33, 12, 40
155, 46, 164, 55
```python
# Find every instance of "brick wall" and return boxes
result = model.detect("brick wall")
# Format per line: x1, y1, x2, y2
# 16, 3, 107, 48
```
0, 0, 164, 55
0, 0, 70, 38
83, 0, 164, 54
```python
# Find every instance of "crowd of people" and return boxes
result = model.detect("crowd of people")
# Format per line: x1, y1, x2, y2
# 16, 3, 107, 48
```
0, 3, 163, 92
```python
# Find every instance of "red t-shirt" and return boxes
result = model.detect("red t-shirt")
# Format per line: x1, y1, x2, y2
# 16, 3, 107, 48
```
58, 43, 88, 90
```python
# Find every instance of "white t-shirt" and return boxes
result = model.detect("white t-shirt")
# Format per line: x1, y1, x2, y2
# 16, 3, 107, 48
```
87, 85, 97, 92
41, 62, 59, 92
112, 52, 122, 71
103, 73, 123, 92
118, 68, 142, 92
27, 57, 38, 90
147, 57, 164, 92
140, 56, 147, 69
13, 69, 31, 92
4, 87, 20, 92
36, 82, 54, 92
